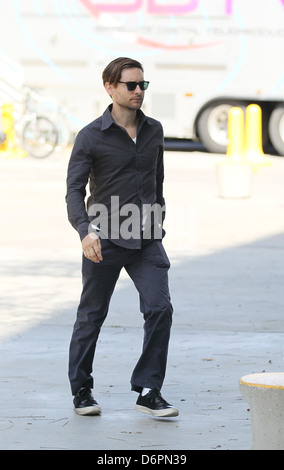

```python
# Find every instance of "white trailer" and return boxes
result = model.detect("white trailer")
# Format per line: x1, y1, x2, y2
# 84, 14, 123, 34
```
0, 0, 284, 154
112, 0, 284, 155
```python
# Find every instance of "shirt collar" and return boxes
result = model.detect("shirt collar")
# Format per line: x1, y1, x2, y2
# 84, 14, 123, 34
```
101, 104, 152, 131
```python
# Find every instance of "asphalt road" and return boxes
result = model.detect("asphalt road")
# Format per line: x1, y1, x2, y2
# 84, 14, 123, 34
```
0, 148, 283, 450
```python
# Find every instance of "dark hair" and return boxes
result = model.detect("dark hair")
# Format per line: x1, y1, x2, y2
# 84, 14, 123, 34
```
102, 57, 144, 86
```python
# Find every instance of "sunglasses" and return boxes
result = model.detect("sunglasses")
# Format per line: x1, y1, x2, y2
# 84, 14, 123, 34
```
118, 81, 150, 91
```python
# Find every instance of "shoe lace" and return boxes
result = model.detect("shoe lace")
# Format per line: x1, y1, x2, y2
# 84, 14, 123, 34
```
79, 387, 92, 399
148, 390, 168, 406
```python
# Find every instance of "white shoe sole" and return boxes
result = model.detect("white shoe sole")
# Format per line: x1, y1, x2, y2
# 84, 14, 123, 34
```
136, 404, 179, 417
75, 405, 101, 416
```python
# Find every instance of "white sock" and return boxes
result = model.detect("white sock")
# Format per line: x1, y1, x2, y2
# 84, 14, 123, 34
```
141, 387, 151, 396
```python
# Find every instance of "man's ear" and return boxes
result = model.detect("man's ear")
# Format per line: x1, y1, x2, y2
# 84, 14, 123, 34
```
105, 82, 113, 99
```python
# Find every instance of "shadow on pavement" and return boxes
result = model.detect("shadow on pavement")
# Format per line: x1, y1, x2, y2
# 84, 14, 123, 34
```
0, 230, 283, 450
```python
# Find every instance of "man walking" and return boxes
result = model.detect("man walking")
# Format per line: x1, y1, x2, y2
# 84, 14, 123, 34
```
66, 57, 178, 418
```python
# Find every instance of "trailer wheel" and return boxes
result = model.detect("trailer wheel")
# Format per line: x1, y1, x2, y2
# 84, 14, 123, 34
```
197, 103, 232, 153
268, 106, 284, 156
197, 102, 269, 154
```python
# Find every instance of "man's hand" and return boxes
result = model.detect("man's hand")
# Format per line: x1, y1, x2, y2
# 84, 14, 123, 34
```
82, 232, 103, 263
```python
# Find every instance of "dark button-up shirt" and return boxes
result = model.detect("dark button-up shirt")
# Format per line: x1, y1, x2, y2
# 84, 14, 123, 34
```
66, 105, 165, 249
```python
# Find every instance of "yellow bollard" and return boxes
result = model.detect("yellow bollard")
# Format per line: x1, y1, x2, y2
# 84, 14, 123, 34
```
215, 106, 253, 199
244, 104, 270, 168
226, 107, 245, 162
0, 103, 27, 159
1, 103, 16, 150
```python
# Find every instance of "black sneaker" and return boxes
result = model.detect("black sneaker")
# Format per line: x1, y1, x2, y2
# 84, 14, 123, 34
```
73, 387, 101, 416
136, 389, 179, 417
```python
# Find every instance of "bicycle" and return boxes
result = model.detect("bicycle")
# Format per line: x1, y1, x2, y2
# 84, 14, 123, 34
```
21, 87, 58, 158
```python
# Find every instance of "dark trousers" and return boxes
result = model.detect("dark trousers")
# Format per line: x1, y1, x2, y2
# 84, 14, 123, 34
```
68, 239, 173, 396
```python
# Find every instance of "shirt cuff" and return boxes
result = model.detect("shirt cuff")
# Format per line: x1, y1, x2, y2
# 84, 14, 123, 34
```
77, 222, 90, 241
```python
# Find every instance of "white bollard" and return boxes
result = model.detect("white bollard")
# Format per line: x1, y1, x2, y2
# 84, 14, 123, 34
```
239, 373, 284, 450
216, 161, 253, 199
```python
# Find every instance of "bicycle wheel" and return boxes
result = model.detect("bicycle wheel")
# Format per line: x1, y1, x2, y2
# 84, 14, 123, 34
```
23, 116, 58, 158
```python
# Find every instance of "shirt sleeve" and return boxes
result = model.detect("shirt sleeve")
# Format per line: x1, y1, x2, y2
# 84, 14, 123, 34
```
65, 130, 93, 241
156, 126, 166, 223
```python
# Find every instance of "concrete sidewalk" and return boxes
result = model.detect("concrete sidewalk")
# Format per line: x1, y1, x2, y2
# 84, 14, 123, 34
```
0, 150, 283, 450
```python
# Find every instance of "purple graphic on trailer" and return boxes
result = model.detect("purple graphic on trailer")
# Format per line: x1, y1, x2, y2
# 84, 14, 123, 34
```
80, 0, 234, 17
79, 0, 232, 50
